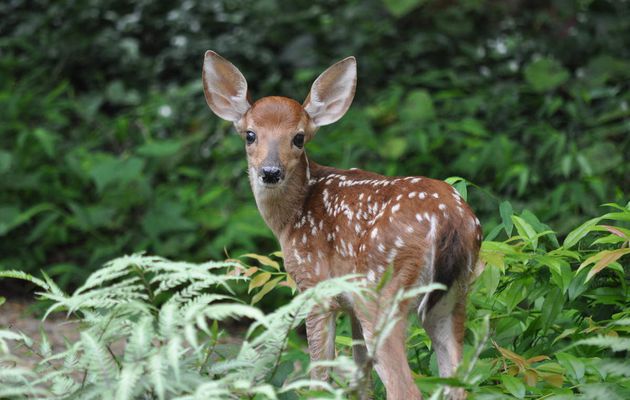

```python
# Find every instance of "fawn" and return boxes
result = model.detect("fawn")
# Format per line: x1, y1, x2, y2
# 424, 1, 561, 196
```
202, 51, 482, 399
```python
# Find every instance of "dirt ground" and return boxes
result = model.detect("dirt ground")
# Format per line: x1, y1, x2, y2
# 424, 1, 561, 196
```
0, 299, 83, 369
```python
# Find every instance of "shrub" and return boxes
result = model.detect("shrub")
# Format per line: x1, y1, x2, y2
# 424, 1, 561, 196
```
1, 202, 628, 398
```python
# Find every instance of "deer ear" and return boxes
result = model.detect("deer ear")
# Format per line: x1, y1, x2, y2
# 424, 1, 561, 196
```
202, 51, 251, 123
303, 57, 357, 127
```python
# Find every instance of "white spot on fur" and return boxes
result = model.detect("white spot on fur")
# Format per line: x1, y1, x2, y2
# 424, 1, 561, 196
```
371, 228, 379, 239
302, 234, 307, 244
395, 236, 404, 247
415, 213, 423, 223
438, 203, 446, 210
377, 243, 385, 253
367, 270, 376, 282
406, 225, 414, 233
396, 194, 403, 201
432, 193, 439, 199
411, 177, 421, 183
408, 191, 417, 199
387, 248, 398, 263
391, 203, 400, 213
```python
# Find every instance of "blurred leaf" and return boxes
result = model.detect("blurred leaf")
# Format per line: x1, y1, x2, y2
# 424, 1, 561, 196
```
400, 89, 435, 123
89, 156, 145, 193
524, 58, 569, 92
0, 150, 13, 173
381, 0, 427, 17
137, 140, 184, 158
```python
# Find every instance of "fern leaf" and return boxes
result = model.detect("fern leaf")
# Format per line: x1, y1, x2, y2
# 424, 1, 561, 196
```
115, 363, 143, 400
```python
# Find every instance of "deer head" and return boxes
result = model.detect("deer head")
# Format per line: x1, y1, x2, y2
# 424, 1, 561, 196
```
202, 51, 356, 190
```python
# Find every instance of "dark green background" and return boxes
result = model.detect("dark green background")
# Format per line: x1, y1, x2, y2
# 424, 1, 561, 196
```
1, 0, 628, 289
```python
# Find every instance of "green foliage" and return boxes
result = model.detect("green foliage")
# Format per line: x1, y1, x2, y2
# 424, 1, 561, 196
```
0, 0, 628, 289
1, 204, 629, 398
0, 255, 374, 399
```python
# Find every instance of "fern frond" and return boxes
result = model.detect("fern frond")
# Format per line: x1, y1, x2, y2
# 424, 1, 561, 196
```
80, 331, 117, 384
115, 363, 143, 400
0, 270, 50, 291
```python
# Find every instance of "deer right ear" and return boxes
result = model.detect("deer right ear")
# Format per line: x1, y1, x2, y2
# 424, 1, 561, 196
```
303, 57, 357, 127
202, 51, 251, 123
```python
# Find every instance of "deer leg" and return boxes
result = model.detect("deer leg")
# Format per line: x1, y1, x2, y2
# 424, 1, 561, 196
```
305, 307, 337, 382
349, 310, 373, 400
423, 284, 467, 400
350, 311, 368, 366
353, 295, 422, 399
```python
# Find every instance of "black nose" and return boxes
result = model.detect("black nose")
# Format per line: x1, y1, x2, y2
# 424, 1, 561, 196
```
261, 166, 282, 184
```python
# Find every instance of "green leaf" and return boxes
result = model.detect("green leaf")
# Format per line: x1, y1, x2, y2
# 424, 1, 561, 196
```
524, 58, 570, 92
540, 288, 564, 334
563, 217, 602, 249
556, 352, 585, 381
241, 253, 281, 271
251, 276, 283, 305
500, 201, 514, 236
248, 272, 272, 293
512, 215, 538, 249
480, 263, 501, 296
501, 375, 526, 399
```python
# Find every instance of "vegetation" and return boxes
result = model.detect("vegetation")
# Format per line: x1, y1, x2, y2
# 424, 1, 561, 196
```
1, 0, 628, 288
1, 201, 629, 398
0, 0, 628, 398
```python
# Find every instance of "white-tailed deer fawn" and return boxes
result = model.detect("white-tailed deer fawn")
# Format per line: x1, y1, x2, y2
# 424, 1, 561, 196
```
202, 51, 482, 399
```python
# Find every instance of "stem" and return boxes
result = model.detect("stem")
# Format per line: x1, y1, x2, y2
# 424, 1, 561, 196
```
269, 298, 303, 381
81, 309, 118, 389
133, 264, 156, 306
199, 336, 218, 374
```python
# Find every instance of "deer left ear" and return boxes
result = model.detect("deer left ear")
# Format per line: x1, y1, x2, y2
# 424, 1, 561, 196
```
303, 57, 357, 127
202, 50, 251, 123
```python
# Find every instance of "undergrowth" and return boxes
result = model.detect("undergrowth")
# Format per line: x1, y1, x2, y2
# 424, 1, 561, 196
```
1, 202, 629, 399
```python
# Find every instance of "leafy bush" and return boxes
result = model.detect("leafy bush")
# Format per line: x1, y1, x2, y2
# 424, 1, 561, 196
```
1, 203, 629, 398
0, 0, 628, 289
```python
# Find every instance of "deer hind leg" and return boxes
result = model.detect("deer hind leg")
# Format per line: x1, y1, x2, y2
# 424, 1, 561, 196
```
306, 307, 337, 382
348, 310, 373, 400
422, 283, 468, 400
349, 311, 368, 366
353, 293, 422, 399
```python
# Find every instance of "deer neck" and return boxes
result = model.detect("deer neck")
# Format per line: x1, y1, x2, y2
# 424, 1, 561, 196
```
250, 153, 310, 240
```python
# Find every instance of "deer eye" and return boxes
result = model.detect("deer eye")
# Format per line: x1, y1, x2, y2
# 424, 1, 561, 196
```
246, 130, 256, 145
292, 133, 305, 149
